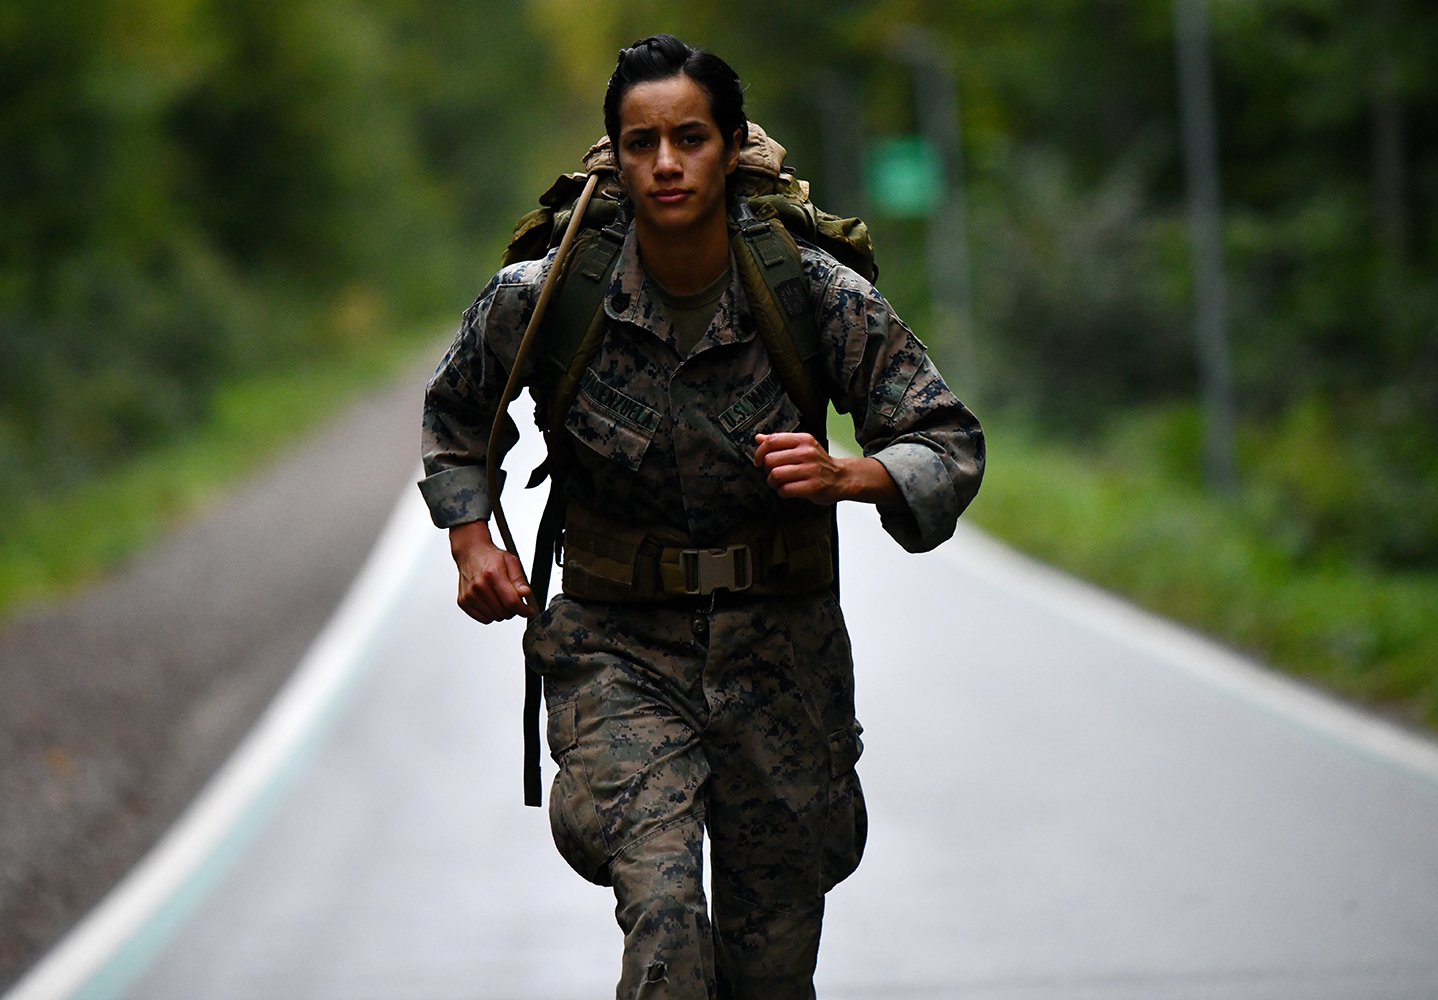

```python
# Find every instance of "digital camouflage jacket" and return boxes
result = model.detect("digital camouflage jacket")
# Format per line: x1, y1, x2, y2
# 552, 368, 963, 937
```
419, 223, 984, 553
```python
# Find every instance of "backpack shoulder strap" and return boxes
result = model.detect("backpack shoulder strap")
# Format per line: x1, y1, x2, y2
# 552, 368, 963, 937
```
730, 205, 829, 438
536, 217, 627, 433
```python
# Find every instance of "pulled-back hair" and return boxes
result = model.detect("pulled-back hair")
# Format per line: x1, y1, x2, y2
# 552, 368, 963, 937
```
603, 35, 748, 155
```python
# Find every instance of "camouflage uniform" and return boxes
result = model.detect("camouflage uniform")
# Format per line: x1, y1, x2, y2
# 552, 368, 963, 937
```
420, 222, 983, 999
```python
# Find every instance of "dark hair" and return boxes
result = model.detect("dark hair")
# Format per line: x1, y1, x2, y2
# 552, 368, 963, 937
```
603, 35, 748, 156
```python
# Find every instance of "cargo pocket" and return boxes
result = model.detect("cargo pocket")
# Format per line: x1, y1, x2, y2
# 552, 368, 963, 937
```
820, 721, 868, 892
546, 698, 613, 886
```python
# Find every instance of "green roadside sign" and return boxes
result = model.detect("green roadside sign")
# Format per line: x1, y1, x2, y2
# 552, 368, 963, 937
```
867, 135, 943, 217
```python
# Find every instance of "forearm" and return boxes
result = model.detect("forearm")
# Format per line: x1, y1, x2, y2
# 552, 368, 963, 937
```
835, 455, 902, 507
419, 266, 541, 528
449, 517, 498, 553
420, 350, 517, 528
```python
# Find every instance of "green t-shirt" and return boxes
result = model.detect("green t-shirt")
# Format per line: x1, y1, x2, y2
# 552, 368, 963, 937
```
649, 267, 730, 358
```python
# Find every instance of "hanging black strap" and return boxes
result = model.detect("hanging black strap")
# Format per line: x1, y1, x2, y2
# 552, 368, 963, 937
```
522, 479, 566, 807
522, 671, 544, 808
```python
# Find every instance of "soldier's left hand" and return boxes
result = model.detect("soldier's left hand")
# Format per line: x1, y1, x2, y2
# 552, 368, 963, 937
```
754, 432, 848, 504
754, 432, 903, 507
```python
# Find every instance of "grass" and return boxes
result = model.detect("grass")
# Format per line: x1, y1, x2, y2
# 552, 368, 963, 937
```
0, 328, 444, 621
961, 418, 1438, 733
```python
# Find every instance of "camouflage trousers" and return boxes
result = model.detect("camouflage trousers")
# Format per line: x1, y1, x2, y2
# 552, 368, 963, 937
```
522, 591, 868, 1000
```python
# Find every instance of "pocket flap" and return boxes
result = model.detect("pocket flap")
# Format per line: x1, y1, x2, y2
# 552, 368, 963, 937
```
565, 368, 659, 471
547, 699, 579, 761
827, 722, 865, 777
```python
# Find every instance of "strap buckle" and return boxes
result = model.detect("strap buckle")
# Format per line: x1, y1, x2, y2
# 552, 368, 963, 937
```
680, 545, 753, 596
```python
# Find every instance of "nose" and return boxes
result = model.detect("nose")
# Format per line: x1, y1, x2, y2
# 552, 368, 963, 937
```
654, 138, 680, 176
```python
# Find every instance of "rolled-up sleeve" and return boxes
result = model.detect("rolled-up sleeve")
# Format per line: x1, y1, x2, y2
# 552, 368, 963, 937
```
418, 258, 547, 528
810, 252, 985, 552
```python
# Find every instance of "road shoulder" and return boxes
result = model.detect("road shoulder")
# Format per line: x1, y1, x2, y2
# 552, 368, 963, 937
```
0, 359, 432, 989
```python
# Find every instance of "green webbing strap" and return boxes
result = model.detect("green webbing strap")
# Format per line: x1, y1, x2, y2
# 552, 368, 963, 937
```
558, 505, 835, 602
729, 207, 843, 603
541, 202, 828, 442
540, 221, 627, 433
730, 209, 827, 438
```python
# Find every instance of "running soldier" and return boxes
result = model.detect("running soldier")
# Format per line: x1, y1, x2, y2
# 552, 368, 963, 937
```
420, 34, 984, 999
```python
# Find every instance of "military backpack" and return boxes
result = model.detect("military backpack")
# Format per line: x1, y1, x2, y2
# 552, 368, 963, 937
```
502, 122, 877, 440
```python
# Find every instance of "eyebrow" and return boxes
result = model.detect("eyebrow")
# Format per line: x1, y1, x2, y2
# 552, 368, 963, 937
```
621, 119, 712, 138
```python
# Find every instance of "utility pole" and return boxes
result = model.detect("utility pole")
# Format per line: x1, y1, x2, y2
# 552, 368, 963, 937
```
889, 25, 975, 380
815, 69, 869, 218
1174, 0, 1239, 493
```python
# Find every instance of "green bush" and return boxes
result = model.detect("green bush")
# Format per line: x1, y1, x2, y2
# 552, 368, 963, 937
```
971, 407, 1438, 730
969, 144, 1192, 427
1243, 396, 1438, 569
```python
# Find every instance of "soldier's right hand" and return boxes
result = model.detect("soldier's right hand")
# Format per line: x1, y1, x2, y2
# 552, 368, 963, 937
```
449, 520, 535, 623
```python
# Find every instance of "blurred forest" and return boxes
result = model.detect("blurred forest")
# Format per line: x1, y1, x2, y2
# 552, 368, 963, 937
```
3, 0, 1436, 573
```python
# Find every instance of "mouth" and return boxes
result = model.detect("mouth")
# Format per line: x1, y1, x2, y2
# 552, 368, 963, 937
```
651, 189, 690, 205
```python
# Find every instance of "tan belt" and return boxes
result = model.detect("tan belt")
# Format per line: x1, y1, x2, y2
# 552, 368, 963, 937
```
561, 503, 834, 602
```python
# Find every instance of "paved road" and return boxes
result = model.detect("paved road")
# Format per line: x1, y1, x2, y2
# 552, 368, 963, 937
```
0, 358, 431, 988
15, 432, 1438, 1000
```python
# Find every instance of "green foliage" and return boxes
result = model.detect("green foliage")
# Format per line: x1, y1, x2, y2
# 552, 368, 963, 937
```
0, 0, 564, 524
970, 409, 1438, 730
968, 145, 1192, 424
1244, 397, 1438, 569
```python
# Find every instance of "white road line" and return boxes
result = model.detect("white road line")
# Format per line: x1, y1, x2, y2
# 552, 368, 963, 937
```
942, 521, 1438, 786
3, 484, 436, 1000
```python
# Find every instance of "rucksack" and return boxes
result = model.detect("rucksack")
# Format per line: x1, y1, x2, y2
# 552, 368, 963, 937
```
503, 123, 878, 440
496, 124, 876, 806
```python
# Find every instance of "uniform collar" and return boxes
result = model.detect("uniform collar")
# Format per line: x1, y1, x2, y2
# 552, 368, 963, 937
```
604, 223, 758, 354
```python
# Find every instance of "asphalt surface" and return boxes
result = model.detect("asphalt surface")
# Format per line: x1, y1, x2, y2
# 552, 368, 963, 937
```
0, 355, 435, 990
26, 426, 1438, 1000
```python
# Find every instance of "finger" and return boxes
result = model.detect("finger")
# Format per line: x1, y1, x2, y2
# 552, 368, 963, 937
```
458, 573, 520, 624
486, 582, 527, 620
766, 466, 817, 499
758, 441, 796, 470
504, 555, 532, 595
753, 433, 773, 467
501, 556, 538, 618
762, 431, 816, 449
754, 431, 812, 463
458, 589, 499, 624
766, 434, 825, 463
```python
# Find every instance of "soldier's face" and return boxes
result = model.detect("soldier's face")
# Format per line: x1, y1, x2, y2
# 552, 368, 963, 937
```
616, 75, 741, 240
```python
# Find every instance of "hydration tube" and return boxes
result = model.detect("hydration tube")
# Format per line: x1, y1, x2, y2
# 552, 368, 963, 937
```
484, 171, 601, 612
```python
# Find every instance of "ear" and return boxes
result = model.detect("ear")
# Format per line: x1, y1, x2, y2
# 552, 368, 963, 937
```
726, 128, 743, 174
614, 151, 632, 194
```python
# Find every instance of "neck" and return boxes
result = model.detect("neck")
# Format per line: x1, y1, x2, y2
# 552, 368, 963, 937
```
634, 213, 731, 295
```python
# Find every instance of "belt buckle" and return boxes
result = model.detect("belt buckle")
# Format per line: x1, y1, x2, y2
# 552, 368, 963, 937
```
681, 545, 753, 596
